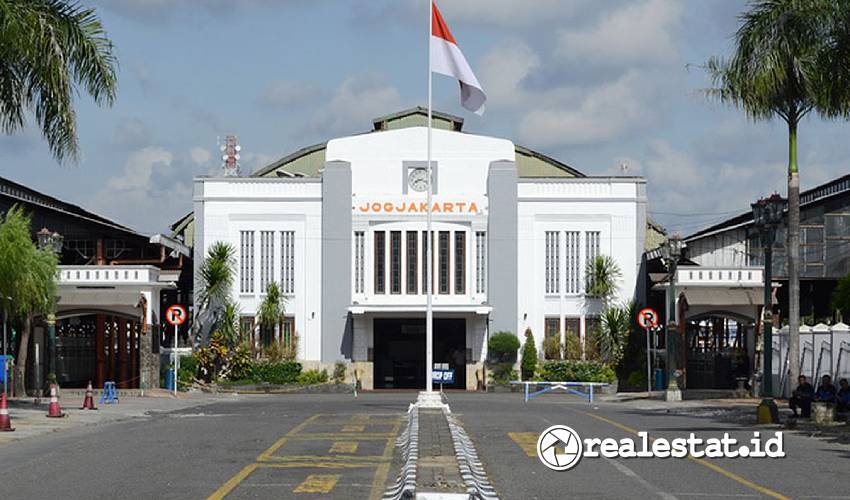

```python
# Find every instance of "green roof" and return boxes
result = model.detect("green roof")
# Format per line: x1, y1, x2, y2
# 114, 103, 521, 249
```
251, 107, 584, 179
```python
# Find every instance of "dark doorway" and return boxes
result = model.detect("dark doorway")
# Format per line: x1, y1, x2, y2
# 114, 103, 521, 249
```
373, 318, 466, 389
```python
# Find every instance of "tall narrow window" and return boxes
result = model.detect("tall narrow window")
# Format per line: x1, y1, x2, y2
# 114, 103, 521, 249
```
476, 231, 487, 294
240, 231, 255, 294
280, 231, 295, 294
438, 231, 450, 294
545, 318, 560, 338
406, 231, 418, 294
585, 231, 601, 292
374, 231, 386, 294
545, 231, 560, 294
565, 231, 580, 294
260, 231, 274, 291
454, 232, 466, 294
390, 231, 402, 294
354, 231, 365, 294
280, 317, 295, 349
421, 231, 430, 295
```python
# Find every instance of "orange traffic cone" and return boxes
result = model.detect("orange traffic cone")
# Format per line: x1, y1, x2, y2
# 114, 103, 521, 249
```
0, 392, 14, 432
80, 381, 97, 410
46, 384, 65, 418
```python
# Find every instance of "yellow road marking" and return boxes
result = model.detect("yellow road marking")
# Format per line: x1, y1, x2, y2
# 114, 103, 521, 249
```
257, 461, 380, 469
260, 454, 388, 463
507, 432, 538, 457
577, 410, 790, 500
287, 433, 396, 440
294, 474, 340, 493
342, 424, 366, 432
330, 441, 359, 454
370, 463, 391, 500
207, 463, 258, 500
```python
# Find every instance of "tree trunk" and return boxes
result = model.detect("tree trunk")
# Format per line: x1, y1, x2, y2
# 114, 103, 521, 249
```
13, 314, 31, 396
787, 121, 801, 391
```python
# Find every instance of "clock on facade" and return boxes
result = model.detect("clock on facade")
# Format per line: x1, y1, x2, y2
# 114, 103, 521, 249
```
408, 167, 429, 192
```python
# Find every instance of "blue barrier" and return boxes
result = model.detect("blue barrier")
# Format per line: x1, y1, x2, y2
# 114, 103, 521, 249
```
99, 381, 118, 404
0, 355, 10, 384
510, 381, 609, 403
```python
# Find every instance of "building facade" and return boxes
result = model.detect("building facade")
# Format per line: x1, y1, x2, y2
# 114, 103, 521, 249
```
190, 109, 647, 390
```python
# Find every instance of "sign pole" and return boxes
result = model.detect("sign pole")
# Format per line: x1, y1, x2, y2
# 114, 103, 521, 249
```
646, 327, 651, 394
173, 323, 178, 396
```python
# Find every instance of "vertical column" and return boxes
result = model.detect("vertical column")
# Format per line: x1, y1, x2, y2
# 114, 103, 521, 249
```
129, 321, 138, 389
118, 318, 128, 388
486, 161, 518, 335
321, 161, 353, 362
95, 314, 105, 387
107, 316, 115, 382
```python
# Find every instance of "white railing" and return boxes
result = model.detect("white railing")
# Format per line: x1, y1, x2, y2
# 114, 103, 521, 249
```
676, 266, 764, 287
58, 265, 161, 285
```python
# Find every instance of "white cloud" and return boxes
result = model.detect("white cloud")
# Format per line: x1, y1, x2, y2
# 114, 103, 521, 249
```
438, 0, 587, 26
92, 147, 192, 233
260, 81, 321, 107
311, 75, 404, 135
518, 71, 647, 147
478, 40, 543, 110
190, 146, 211, 166
556, 0, 682, 68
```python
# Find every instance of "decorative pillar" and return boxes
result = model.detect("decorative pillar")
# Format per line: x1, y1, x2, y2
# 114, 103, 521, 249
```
130, 321, 138, 389
118, 318, 128, 388
46, 313, 56, 382
95, 314, 105, 387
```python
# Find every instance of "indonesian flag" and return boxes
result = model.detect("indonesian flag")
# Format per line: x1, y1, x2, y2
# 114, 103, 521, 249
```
430, 1, 486, 115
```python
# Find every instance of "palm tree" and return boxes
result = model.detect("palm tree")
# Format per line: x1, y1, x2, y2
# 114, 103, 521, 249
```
705, 0, 847, 388
593, 305, 630, 368
585, 255, 622, 305
257, 282, 286, 348
196, 242, 236, 345
0, 0, 118, 163
0, 206, 58, 395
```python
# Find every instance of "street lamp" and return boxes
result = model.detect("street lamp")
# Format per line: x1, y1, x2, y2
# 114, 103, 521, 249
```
661, 234, 684, 401
751, 193, 785, 423
37, 228, 63, 385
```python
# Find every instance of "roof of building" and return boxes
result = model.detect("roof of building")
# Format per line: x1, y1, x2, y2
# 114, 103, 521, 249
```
0, 175, 147, 237
251, 107, 585, 179
685, 172, 850, 241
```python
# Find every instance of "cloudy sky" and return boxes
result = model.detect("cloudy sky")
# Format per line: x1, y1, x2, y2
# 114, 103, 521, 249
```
2, 0, 849, 236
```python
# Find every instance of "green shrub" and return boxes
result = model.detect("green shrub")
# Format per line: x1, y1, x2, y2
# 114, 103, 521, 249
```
543, 335, 562, 360
297, 369, 329, 385
250, 361, 302, 384
520, 328, 537, 380
227, 342, 253, 381
539, 360, 615, 383
564, 331, 582, 360
626, 369, 647, 390
488, 331, 520, 363
177, 355, 198, 387
490, 363, 517, 385
333, 361, 347, 384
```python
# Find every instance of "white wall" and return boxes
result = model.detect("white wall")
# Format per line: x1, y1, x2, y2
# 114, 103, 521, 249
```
195, 178, 323, 361
517, 179, 645, 353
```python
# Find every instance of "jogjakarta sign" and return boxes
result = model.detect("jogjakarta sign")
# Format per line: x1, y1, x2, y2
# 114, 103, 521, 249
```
354, 198, 487, 215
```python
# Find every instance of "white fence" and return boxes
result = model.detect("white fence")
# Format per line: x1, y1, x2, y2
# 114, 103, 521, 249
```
772, 323, 850, 397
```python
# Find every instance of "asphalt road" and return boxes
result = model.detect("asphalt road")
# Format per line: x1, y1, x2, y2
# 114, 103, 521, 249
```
0, 392, 847, 499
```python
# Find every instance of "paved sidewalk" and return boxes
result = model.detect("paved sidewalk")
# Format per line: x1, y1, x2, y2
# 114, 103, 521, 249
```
416, 408, 465, 494
0, 389, 236, 446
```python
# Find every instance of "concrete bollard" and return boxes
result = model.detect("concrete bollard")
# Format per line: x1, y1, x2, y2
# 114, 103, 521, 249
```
812, 402, 836, 425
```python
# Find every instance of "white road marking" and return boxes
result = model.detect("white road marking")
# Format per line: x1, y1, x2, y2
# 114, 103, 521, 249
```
605, 457, 679, 500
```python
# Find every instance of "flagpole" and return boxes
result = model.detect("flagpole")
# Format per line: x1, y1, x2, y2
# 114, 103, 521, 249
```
425, 0, 434, 394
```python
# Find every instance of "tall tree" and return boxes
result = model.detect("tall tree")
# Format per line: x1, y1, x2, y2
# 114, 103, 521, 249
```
0, 206, 58, 395
705, 0, 846, 390
585, 255, 622, 306
0, 0, 118, 162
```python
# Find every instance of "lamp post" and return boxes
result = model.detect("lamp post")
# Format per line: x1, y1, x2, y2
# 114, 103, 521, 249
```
661, 234, 684, 401
37, 228, 63, 383
751, 194, 784, 423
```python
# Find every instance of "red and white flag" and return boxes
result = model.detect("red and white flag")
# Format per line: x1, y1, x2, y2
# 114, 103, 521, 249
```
430, 1, 486, 115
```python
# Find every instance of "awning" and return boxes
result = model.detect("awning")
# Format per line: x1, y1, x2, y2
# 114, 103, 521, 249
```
681, 288, 765, 306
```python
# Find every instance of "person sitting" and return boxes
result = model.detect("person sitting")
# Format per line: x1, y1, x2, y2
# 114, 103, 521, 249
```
814, 374, 837, 404
789, 375, 814, 418
837, 378, 850, 413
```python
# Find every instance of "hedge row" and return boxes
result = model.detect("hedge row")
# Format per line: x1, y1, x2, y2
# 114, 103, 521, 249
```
539, 360, 615, 383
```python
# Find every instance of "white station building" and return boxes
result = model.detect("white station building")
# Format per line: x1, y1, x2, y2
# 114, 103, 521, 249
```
187, 108, 649, 390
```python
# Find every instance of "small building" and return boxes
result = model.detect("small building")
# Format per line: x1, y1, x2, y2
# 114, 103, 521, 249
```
183, 108, 650, 390
0, 176, 191, 391
653, 173, 850, 390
